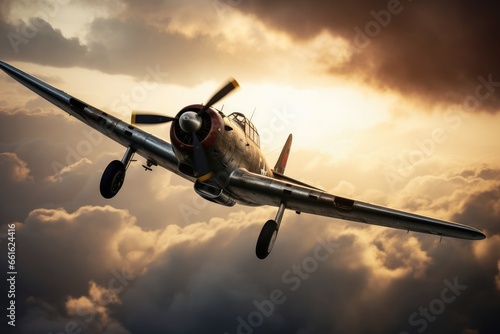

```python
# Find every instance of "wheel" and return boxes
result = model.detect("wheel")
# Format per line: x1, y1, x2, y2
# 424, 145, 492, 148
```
256, 220, 278, 259
100, 160, 126, 199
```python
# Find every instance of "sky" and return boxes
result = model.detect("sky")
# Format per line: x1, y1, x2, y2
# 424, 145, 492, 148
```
0, 0, 499, 333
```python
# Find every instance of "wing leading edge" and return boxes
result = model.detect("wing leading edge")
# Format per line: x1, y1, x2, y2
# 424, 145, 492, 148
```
227, 168, 485, 240
0, 60, 183, 178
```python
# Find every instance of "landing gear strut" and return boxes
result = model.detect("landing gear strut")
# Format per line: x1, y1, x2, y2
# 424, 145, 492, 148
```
100, 147, 135, 199
256, 202, 286, 259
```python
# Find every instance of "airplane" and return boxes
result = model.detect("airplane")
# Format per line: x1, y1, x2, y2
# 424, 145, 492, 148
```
0, 60, 486, 259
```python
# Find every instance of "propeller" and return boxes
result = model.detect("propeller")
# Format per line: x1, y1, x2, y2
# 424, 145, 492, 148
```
131, 78, 239, 181
131, 113, 177, 124
197, 78, 239, 116
191, 131, 212, 180
131, 78, 239, 126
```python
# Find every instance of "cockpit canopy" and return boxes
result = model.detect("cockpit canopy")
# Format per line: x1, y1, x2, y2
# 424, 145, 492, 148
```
228, 112, 260, 147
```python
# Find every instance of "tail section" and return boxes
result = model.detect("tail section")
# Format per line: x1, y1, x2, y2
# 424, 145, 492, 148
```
271, 134, 323, 190
273, 134, 292, 174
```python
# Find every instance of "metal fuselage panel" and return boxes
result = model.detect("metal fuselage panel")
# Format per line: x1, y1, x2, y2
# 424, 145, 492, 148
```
213, 114, 273, 204
214, 113, 272, 178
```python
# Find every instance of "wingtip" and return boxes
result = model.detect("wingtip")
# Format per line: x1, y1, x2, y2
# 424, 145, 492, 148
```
230, 78, 240, 89
475, 231, 487, 240
466, 226, 486, 240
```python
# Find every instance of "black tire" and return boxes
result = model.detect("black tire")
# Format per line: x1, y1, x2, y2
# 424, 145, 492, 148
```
256, 220, 278, 259
100, 160, 126, 199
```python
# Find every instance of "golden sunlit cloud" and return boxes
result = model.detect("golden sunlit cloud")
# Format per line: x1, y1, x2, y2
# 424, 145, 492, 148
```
0, 152, 33, 182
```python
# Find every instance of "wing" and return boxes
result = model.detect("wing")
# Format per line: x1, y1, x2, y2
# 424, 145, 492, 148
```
227, 168, 485, 240
0, 61, 186, 179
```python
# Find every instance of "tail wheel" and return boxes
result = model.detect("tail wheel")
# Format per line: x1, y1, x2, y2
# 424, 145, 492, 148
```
256, 220, 278, 259
100, 160, 126, 199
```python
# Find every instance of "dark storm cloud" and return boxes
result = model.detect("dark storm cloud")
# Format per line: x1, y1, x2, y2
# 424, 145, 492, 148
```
3, 0, 500, 107
0, 17, 87, 67
1, 104, 499, 333
110, 217, 500, 334
0, 0, 88, 67
238, 0, 500, 112
3, 194, 499, 334
0, 205, 144, 334
0, 0, 246, 85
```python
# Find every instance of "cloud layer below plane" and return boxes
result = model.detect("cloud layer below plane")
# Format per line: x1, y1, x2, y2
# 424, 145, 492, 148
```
0, 102, 499, 333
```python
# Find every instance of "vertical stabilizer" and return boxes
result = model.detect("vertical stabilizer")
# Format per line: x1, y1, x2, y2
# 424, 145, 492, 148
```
273, 134, 293, 174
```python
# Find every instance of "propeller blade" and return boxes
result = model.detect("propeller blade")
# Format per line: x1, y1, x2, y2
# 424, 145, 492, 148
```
131, 112, 177, 124
198, 78, 239, 116
192, 132, 212, 181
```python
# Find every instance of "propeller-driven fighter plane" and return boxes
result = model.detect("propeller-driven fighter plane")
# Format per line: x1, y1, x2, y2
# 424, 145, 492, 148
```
0, 61, 485, 259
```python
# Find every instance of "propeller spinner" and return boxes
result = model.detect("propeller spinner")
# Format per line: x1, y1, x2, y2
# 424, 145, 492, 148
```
178, 111, 202, 133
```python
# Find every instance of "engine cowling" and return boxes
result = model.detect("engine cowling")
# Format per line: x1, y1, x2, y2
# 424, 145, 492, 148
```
170, 104, 223, 177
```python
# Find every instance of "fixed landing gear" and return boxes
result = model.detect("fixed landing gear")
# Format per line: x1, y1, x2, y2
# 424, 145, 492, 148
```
256, 202, 286, 259
256, 220, 278, 259
100, 147, 135, 199
100, 160, 125, 198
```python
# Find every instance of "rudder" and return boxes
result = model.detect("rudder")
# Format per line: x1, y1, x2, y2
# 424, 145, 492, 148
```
273, 134, 293, 174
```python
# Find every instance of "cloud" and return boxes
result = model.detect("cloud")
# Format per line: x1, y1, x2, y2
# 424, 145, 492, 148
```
2, 204, 149, 333
0, 0, 353, 87
65, 281, 129, 333
16, 295, 131, 334
4, 202, 274, 333
0, 110, 113, 223
0, 16, 88, 66
453, 184, 500, 236
0, 151, 32, 181
237, 0, 500, 112
113, 216, 499, 334
83, 16, 244, 84
16, 206, 144, 294
3, 0, 500, 110
1, 158, 499, 334
0, 0, 267, 85
496, 260, 500, 291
